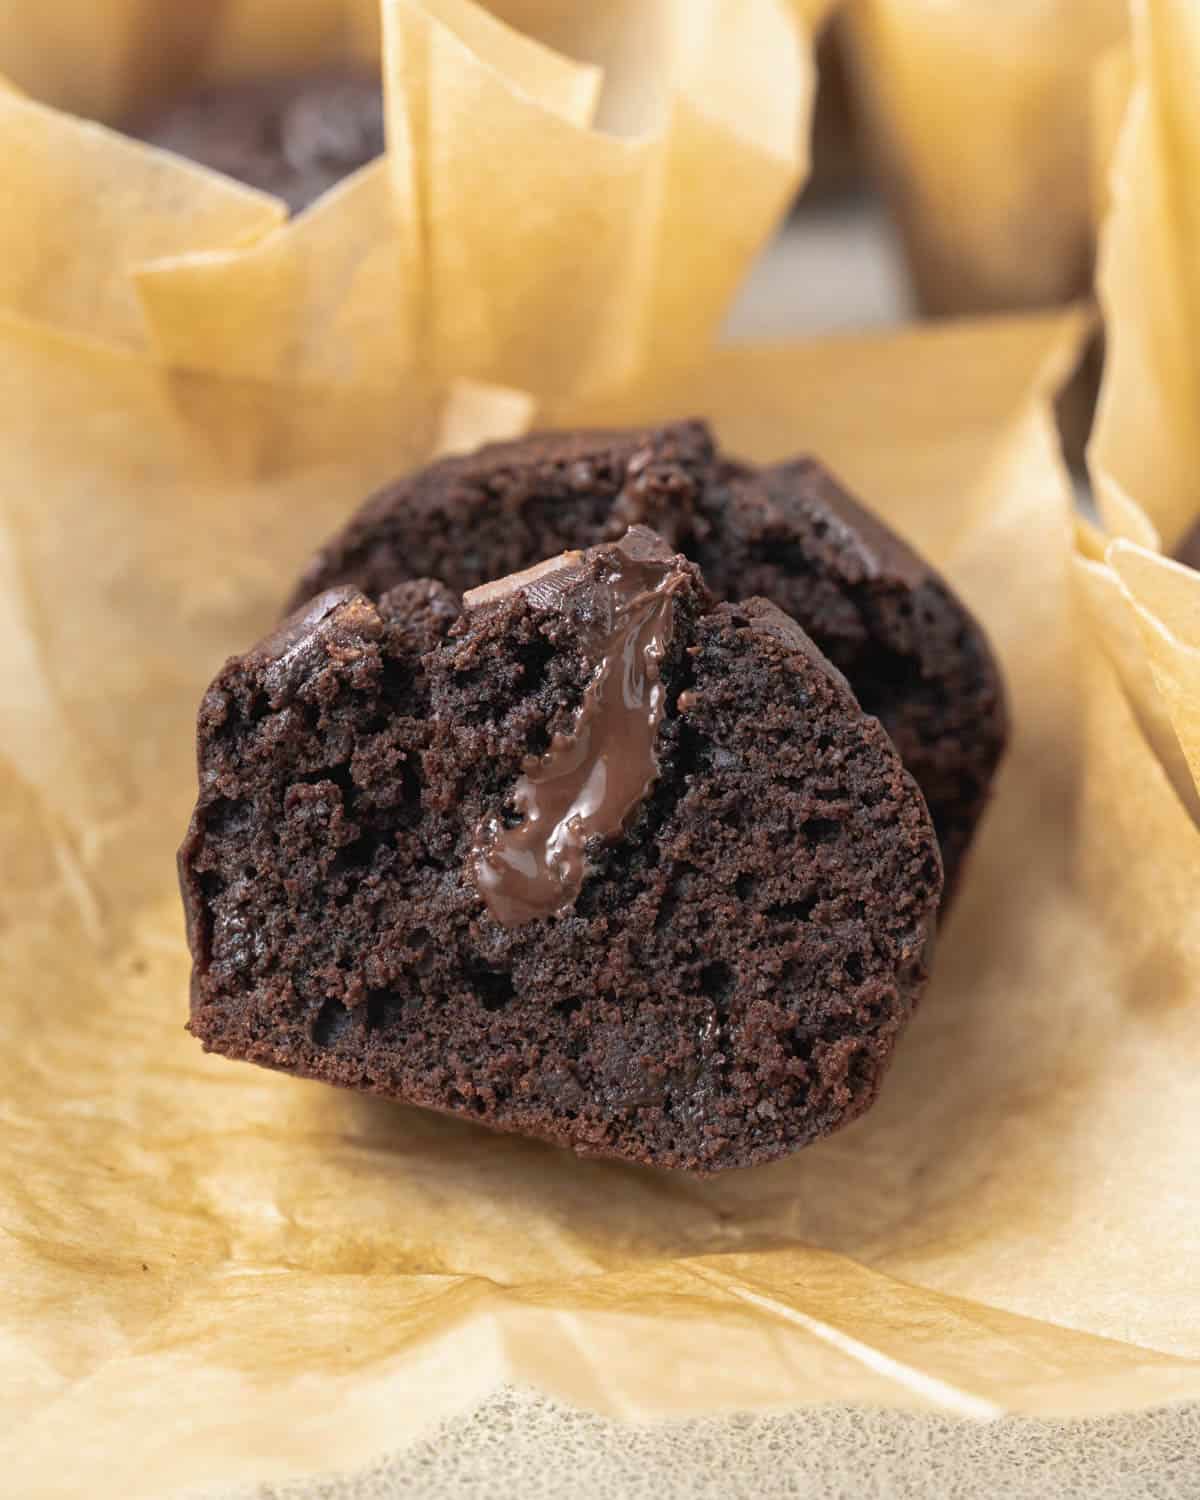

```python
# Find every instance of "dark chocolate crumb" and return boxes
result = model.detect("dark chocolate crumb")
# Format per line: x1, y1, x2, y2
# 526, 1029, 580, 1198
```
181, 564, 942, 1172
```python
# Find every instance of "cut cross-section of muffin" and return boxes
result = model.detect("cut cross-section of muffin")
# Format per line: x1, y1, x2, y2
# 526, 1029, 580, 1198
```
182, 528, 942, 1172
285, 420, 1005, 901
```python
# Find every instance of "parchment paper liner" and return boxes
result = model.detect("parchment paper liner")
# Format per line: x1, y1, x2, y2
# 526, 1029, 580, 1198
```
843, 0, 1128, 314
1085, 0, 1200, 816
0, 0, 809, 418
5, 296, 1200, 1500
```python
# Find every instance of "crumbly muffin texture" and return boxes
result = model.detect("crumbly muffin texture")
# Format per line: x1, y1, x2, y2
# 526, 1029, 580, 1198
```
181, 544, 942, 1172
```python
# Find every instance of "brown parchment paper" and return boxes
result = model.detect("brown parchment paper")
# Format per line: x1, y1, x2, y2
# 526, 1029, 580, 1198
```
2, 4, 1200, 1496
1085, 0, 1200, 814
5, 292, 1200, 1500
843, 0, 1129, 315
0, 0, 809, 417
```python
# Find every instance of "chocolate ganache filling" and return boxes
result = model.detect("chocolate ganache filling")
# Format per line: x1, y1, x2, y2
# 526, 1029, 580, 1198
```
467, 527, 689, 926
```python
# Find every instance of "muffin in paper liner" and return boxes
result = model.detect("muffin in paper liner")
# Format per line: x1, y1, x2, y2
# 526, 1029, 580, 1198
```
843, 0, 1128, 316
0, 0, 810, 435
2, 3, 1200, 1497
6, 286, 1200, 1500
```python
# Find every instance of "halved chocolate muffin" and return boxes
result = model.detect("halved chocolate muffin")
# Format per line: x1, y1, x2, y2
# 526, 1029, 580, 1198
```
182, 529, 942, 1172
287, 421, 1006, 900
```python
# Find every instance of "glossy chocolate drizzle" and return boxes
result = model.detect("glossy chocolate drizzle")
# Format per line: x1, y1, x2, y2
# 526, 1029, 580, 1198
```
468, 528, 687, 926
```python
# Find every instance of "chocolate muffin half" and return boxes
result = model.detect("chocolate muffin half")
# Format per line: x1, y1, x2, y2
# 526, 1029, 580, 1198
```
182, 529, 942, 1172
132, 69, 384, 214
287, 421, 1006, 900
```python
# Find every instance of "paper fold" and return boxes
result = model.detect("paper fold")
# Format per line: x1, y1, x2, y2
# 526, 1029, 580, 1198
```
3, 5, 1200, 1497
7, 301, 1200, 1500
0, 0, 809, 412
1087, 0, 1200, 820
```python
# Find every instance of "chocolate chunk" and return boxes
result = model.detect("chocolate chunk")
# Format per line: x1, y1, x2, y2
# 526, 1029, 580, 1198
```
181, 543, 942, 1172
286, 421, 1006, 902
462, 552, 587, 611
468, 528, 691, 925
131, 69, 384, 214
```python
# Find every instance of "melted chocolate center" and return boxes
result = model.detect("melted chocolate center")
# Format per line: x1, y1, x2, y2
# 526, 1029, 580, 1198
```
469, 528, 687, 926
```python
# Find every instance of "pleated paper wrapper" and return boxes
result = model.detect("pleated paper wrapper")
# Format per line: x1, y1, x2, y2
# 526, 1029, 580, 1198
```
0, 0, 807, 454
843, 0, 1129, 315
1085, 0, 1200, 826
2, 3, 1200, 1499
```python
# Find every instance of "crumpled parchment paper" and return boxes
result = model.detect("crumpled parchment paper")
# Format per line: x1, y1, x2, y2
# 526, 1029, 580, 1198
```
1, 3, 1199, 1498
843, 0, 1128, 313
